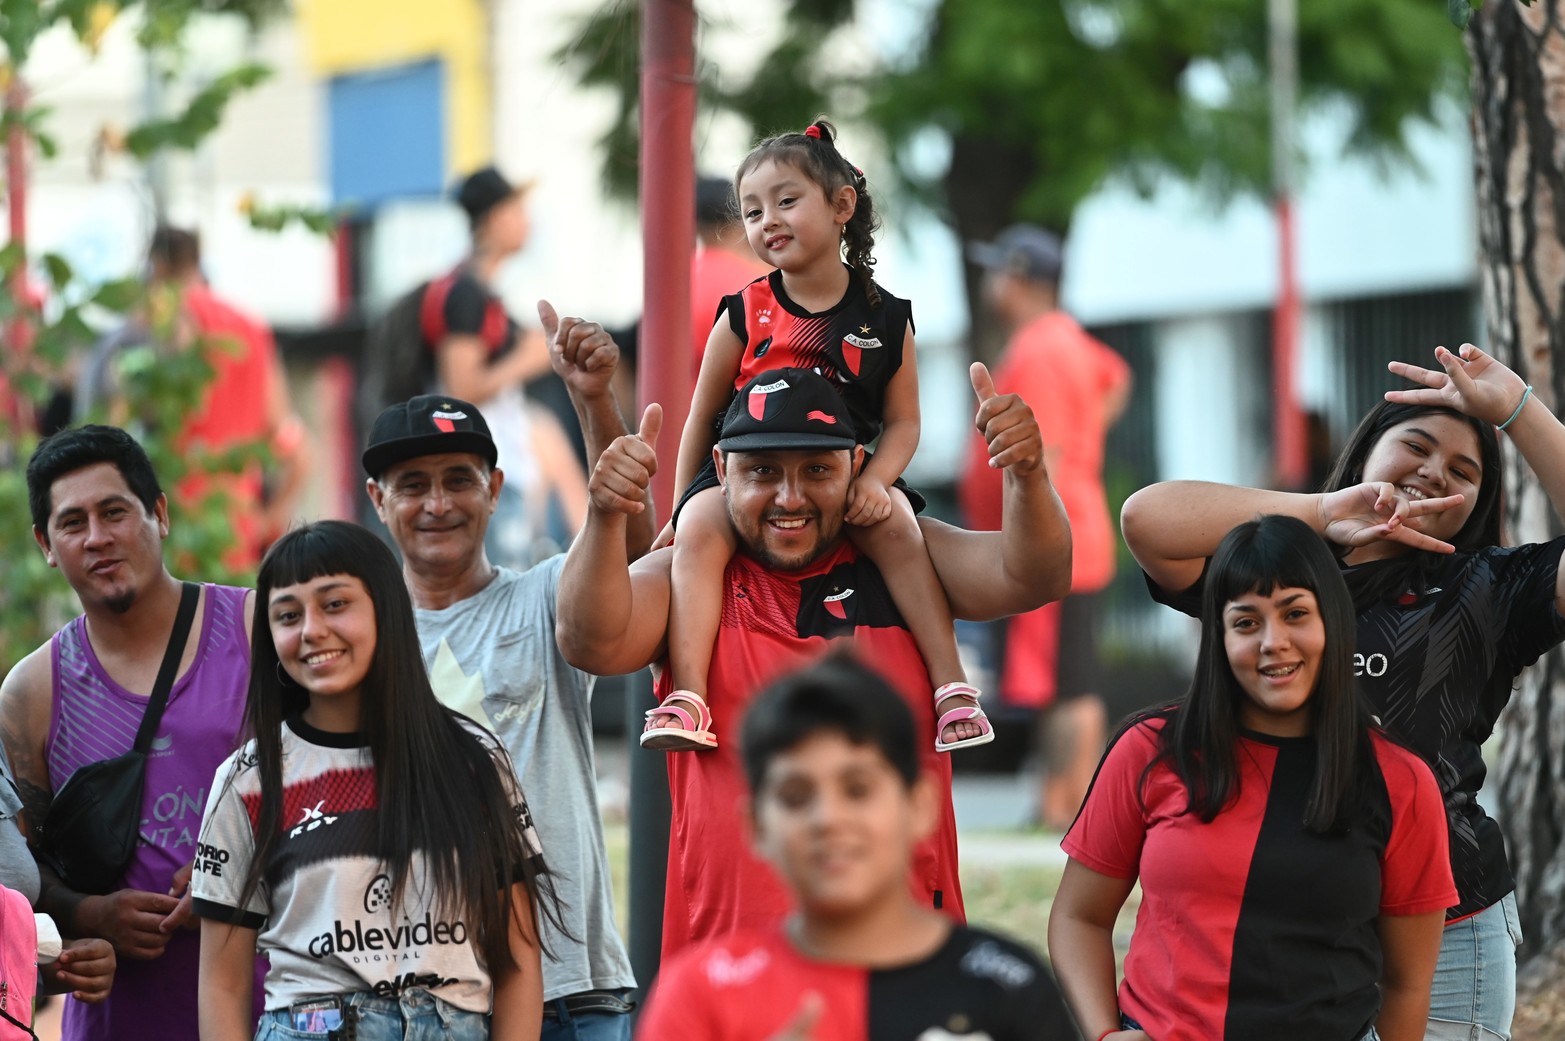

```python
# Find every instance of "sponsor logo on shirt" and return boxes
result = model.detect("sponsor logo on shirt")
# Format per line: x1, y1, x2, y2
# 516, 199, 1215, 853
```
307, 913, 469, 959
193, 842, 230, 878
959, 941, 1036, 988
756, 308, 773, 325
365, 874, 394, 914
289, 800, 339, 839
704, 947, 770, 987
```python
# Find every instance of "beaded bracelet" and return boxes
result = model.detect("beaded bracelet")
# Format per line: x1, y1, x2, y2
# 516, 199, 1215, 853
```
1499, 385, 1534, 431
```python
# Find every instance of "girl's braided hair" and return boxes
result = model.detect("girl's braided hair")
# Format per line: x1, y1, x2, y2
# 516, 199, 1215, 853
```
735, 118, 882, 308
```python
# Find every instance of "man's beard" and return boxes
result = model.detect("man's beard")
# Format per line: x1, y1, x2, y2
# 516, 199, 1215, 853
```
733, 507, 843, 572
103, 588, 137, 614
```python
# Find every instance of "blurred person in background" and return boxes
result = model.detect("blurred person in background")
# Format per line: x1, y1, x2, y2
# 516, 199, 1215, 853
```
689, 175, 768, 377
81, 225, 308, 569
961, 223, 1131, 830
437, 167, 588, 568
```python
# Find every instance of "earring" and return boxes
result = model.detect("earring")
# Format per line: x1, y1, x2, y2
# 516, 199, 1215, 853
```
276, 661, 299, 688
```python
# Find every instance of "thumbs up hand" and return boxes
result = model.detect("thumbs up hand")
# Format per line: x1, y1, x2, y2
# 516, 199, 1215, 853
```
590, 403, 662, 516
539, 299, 620, 398
970, 362, 1043, 475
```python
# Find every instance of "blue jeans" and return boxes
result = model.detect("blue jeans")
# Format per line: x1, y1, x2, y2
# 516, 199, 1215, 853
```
1426, 892, 1522, 1041
539, 990, 634, 1041
255, 990, 490, 1041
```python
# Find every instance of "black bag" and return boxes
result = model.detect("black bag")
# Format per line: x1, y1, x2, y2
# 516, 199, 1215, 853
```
38, 582, 200, 895
358, 278, 440, 435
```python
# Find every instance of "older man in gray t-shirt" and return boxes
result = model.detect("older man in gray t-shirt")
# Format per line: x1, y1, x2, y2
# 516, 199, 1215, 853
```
365, 305, 649, 1039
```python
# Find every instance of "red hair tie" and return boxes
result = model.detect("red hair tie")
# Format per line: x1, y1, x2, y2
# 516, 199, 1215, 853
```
804, 125, 822, 139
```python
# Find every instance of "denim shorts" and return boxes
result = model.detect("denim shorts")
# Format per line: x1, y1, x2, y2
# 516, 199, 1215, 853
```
255, 989, 489, 1041
1426, 892, 1523, 1041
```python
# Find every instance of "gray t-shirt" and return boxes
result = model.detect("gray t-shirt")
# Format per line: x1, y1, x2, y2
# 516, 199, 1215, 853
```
0, 743, 38, 905
415, 557, 634, 1001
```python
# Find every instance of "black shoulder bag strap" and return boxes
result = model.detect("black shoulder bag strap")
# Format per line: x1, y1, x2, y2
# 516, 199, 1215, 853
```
133, 581, 201, 752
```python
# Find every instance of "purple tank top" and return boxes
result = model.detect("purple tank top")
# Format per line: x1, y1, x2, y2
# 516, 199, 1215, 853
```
48, 583, 261, 1041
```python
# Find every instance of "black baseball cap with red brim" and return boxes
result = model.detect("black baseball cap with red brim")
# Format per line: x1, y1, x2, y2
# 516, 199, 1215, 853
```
362, 395, 498, 477
717, 368, 858, 452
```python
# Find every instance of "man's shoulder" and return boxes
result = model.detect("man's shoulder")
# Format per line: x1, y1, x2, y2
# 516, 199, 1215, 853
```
0, 641, 55, 716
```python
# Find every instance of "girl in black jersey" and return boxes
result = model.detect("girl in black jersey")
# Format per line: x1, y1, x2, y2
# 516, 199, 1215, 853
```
1121, 343, 1565, 1040
1050, 516, 1452, 1041
645, 120, 990, 756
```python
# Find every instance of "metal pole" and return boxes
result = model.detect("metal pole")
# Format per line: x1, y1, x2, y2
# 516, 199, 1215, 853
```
1269, 0, 1306, 488
628, 0, 695, 1003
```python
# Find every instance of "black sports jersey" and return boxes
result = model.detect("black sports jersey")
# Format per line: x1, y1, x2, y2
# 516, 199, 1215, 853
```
1148, 537, 1565, 919
717, 268, 912, 445
639, 924, 1075, 1040
440, 268, 518, 356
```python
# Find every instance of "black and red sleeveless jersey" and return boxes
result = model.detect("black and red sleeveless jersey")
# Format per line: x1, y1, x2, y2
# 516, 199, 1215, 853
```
718, 269, 912, 444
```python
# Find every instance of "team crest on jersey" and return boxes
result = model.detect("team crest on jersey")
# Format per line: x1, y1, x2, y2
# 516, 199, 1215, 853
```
747, 378, 790, 420
431, 406, 467, 433
841, 325, 882, 376
823, 588, 855, 620
754, 336, 772, 360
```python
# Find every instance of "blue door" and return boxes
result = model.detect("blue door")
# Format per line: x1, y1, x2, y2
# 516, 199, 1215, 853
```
327, 58, 446, 207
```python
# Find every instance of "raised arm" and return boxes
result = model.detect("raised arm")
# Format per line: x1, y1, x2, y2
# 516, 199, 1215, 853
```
556, 404, 675, 675
1386, 342, 1565, 615
1122, 479, 1465, 595
921, 363, 1071, 620
539, 300, 655, 561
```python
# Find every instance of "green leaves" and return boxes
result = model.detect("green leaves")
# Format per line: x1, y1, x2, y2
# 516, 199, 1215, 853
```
562, 0, 1469, 234
124, 61, 272, 158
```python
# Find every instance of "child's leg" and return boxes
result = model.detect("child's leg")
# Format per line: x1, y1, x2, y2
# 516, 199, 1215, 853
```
848, 491, 991, 750
652, 487, 738, 747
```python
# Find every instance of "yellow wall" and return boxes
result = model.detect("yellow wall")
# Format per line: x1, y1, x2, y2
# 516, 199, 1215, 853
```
296, 0, 491, 176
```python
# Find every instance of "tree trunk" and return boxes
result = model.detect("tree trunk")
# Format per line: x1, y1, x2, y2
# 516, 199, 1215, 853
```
942, 129, 1043, 366
1469, 1, 1565, 1030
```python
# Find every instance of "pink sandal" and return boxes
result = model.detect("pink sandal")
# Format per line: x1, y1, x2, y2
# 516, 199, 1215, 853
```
934, 682, 994, 752
640, 689, 720, 751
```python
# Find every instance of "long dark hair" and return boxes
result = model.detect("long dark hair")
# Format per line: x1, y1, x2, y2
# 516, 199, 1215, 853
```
1321, 400, 1503, 606
233, 521, 560, 972
1155, 515, 1375, 834
735, 117, 883, 307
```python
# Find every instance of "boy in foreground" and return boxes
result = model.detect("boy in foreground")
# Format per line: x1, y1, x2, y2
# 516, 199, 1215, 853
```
637, 655, 1079, 1040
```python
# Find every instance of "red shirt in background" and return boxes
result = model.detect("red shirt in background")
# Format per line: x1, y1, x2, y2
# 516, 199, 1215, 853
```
176, 283, 282, 567
961, 310, 1128, 591
690, 245, 767, 375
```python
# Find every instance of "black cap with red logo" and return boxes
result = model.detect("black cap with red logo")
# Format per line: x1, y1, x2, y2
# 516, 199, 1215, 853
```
362, 395, 498, 477
717, 368, 858, 452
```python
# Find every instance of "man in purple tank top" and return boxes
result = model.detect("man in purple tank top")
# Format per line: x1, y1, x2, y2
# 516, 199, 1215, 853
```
0, 425, 263, 1041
